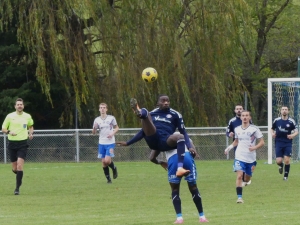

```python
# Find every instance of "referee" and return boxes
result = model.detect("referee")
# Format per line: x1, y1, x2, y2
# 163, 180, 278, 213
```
2, 98, 34, 195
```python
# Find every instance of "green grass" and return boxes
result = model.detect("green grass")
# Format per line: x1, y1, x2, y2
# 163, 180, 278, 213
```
0, 160, 299, 225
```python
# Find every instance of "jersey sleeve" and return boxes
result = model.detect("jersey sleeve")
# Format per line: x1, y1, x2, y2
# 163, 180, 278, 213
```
226, 121, 233, 137
271, 119, 276, 130
255, 127, 263, 139
92, 119, 98, 129
28, 115, 34, 127
2, 115, 10, 129
112, 116, 117, 126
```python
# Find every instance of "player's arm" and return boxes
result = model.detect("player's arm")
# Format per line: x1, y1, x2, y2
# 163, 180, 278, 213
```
116, 129, 145, 146
108, 124, 119, 138
177, 117, 192, 149
270, 120, 277, 138
226, 122, 234, 138
249, 137, 264, 151
92, 122, 98, 135
224, 139, 238, 154
288, 127, 298, 139
28, 125, 34, 140
2, 116, 10, 134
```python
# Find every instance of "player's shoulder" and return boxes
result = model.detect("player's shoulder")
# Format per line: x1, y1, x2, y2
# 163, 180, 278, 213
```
249, 124, 260, 130
22, 111, 32, 118
107, 115, 116, 119
273, 117, 281, 122
228, 116, 238, 123
169, 108, 182, 117
288, 117, 296, 124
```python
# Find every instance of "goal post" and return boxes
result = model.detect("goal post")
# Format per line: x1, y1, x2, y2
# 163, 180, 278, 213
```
268, 78, 300, 164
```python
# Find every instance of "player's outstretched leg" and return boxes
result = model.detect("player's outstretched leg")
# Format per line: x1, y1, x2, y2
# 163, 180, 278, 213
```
130, 98, 148, 119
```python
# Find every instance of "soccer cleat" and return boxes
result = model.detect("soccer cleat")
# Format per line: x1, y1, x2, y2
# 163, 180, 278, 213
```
176, 168, 190, 177
174, 219, 184, 224
247, 180, 252, 185
279, 167, 283, 174
236, 198, 244, 203
14, 189, 19, 195
283, 177, 288, 181
107, 180, 112, 184
130, 98, 141, 117
199, 218, 209, 223
113, 167, 118, 179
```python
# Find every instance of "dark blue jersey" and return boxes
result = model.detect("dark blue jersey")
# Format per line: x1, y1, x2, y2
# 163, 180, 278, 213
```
271, 117, 297, 143
150, 107, 185, 135
226, 116, 242, 140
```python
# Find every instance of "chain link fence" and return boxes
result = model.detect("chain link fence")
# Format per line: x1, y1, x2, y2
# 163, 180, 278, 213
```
0, 127, 272, 163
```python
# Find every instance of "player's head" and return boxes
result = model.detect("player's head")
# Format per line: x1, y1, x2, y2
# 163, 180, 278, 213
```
241, 110, 251, 123
157, 94, 170, 110
234, 104, 244, 117
280, 106, 289, 117
15, 98, 24, 112
99, 103, 108, 114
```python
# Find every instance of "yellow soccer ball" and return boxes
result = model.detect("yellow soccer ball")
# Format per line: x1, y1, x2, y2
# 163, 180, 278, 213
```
142, 67, 158, 83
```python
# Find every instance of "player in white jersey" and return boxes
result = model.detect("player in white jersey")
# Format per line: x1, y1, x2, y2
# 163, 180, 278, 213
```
224, 110, 264, 203
92, 103, 119, 183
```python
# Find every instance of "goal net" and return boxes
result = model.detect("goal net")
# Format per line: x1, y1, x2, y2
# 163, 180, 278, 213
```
268, 78, 300, 164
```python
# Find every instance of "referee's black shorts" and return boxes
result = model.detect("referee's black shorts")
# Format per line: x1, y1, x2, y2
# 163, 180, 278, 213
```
8, 140, 29, 162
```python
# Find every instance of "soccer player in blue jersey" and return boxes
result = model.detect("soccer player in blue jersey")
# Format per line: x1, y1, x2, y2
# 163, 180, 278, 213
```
270, 106, 298, 181
149, 137, 208, 223
224, 110, 264, 203
117, 95, 195, 177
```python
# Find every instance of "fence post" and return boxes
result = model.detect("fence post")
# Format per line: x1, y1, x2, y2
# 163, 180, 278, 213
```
225, 128, 229, 160
4, 134, 7, 163
75, 129, 80, 162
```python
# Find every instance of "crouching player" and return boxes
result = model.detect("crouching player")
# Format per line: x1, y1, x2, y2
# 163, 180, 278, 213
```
149, 139, 209, 224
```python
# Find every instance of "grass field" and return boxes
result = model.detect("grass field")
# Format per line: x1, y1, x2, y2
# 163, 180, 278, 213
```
0, 160, 299, 225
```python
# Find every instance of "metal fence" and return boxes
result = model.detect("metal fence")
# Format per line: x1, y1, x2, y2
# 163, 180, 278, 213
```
0, 127, 275, 163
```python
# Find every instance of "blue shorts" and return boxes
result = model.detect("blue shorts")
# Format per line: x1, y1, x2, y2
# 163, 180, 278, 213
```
275, 142, 292, 158
168, 152, 197, 184
98, 144, 115, 158
233, 159, 255, 176
144, 131, 174, 152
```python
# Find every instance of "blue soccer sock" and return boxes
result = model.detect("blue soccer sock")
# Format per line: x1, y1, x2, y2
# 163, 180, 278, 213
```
177, 139, 185, 168
139, 108, 148, 119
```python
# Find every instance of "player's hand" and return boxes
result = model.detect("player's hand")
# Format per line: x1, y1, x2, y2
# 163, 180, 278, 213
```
249, 146, 256, 151
271, 133, 276, 138
188, 147, 199, 159
160, 162, 168, 171
116, 141, 127, 146
224, 144, 234, 155
229, 132, 234, 138
287, 134, 294, 140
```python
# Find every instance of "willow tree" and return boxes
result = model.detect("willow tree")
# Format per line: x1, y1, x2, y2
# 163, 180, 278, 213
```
0, 0, 103, 127
91, 0, 252, 126
1, 0, 253, 127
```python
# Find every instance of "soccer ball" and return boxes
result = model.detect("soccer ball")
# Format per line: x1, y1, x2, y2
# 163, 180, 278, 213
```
142, 67, 158, 83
